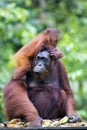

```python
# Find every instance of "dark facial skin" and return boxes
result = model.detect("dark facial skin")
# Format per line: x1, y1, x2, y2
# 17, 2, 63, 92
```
33, 50, 51, 82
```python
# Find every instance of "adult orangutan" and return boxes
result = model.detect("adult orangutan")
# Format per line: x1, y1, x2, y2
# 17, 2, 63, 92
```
3, 47, 81, 127
13, 28, 63, 79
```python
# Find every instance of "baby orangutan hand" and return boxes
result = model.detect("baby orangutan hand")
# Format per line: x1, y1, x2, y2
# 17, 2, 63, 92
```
49, 48, 64, 60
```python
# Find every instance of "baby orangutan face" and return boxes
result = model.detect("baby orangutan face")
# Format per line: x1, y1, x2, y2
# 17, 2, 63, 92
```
44, 28, 60, 47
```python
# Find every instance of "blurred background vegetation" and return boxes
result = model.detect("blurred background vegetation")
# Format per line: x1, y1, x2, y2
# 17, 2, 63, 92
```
0, 0, 87, 122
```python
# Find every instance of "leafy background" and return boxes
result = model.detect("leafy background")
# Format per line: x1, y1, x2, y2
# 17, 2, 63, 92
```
0, 0, 87, 122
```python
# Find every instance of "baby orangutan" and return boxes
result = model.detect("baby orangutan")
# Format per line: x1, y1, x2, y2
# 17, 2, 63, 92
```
13, 28, 64, 79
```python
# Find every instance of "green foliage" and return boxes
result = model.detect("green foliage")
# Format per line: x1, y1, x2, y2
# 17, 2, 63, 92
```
0, 89, 5, 122
75, 91, 87, 121
0, 0, 87, 122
